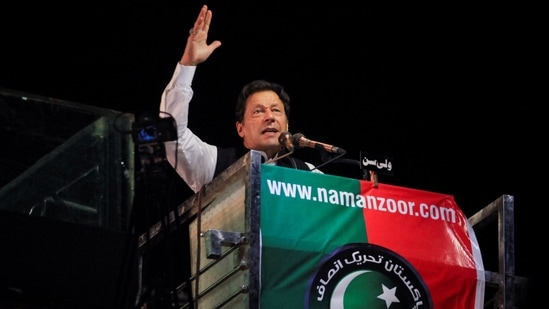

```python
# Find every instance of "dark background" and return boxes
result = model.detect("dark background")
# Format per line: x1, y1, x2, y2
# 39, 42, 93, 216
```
0, 0, 541, 305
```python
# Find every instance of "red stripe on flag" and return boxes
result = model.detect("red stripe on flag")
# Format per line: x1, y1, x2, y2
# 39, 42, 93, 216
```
359, 180, 482, 308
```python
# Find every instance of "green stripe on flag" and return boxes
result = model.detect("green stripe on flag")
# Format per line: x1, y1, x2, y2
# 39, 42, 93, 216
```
260, 165, 368, 307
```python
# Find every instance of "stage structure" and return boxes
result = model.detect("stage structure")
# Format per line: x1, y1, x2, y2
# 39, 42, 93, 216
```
0, 88, 137, 308
0, 87, 531, 308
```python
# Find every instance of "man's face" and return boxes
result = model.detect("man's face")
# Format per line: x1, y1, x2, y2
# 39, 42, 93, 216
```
236, 90, 289, 158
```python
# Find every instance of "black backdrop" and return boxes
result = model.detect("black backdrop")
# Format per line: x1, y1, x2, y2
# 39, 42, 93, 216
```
0, 1, 541, 307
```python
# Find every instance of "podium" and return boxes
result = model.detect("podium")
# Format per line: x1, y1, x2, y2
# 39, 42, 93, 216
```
138, 150, 486, 308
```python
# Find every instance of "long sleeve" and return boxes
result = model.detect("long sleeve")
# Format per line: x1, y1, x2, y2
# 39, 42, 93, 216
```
159, 63, 217, 193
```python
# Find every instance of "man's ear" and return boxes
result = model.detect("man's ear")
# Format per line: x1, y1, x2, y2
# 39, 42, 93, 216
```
236, 122, 244, 137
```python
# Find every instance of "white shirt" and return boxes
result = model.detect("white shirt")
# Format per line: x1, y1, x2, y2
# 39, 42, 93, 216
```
159, 63, 217, 193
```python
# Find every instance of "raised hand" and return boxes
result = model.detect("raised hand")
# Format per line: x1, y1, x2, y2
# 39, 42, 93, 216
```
180, 5, 222, 66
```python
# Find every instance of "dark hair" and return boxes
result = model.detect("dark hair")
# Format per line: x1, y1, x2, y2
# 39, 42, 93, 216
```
234, 80, 291, 123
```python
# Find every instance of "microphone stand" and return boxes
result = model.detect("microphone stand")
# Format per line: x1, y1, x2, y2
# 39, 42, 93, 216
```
313, 149, 347, 172
317, 152, 375, 181
264, 149, 294, 165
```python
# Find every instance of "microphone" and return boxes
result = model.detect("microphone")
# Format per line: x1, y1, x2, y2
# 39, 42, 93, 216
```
292, 133, 345, 154
278, 131, 295, 152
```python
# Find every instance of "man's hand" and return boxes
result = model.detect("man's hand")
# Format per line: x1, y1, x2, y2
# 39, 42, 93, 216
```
180, 5, 222, 66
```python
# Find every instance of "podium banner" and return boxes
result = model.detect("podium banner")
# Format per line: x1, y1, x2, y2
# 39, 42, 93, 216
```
259, 165, 484, 309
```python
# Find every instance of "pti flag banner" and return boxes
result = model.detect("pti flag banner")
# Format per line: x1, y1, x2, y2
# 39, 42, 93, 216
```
259, 164, 485, 309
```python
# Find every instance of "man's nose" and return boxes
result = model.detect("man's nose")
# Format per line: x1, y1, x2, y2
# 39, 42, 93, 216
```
264, 110, 275, 121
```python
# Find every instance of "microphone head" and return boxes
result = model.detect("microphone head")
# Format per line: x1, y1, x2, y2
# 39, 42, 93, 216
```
291, 133, 305, 148
278, 131, 294, 152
